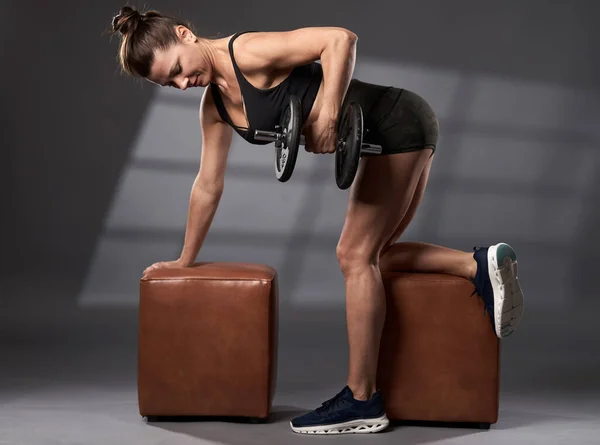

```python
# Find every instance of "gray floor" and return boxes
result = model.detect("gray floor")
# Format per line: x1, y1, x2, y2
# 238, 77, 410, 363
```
1, 302, 599, 445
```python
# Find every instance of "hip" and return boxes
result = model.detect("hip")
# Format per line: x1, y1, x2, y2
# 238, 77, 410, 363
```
342, 79, 439, 153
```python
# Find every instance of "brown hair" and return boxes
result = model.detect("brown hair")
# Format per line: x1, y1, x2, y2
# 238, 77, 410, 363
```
111, 6, 192, 77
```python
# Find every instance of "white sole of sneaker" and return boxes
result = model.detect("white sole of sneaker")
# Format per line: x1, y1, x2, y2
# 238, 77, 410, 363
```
290, 414, 390, 434
488, 242, 524, 338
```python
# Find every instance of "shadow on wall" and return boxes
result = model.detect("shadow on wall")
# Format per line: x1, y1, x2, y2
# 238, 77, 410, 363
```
2, 0, 599, 312
77, 54, 600, 309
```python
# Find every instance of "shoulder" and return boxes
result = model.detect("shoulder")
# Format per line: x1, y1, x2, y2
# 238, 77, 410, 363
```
199, 84, 223, 125
231, 27, 358, 72
198, 85, 234, 147
232, 27, 357, 47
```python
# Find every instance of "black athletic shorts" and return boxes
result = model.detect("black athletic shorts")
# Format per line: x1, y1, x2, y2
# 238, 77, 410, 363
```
341, 79, 439, 156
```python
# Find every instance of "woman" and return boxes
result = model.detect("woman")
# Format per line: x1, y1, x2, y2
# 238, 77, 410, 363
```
111, 6, 524, 435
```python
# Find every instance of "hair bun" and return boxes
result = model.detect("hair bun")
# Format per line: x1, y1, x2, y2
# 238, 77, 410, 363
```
112, 6, 142, 35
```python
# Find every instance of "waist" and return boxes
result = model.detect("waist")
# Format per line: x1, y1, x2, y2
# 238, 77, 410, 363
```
343, 79, 398, 118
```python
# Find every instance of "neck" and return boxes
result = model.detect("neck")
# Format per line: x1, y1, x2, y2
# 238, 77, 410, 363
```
198, 37, 233, 89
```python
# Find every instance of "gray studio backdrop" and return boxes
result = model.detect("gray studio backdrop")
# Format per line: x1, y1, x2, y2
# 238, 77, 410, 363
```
2, 1, 599, 312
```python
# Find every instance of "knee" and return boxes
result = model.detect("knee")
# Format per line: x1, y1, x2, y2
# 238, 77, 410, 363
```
379, 242, 406, 261
336, 242, 378, 276
379, 243, 404, 271
379, 243, 394, 259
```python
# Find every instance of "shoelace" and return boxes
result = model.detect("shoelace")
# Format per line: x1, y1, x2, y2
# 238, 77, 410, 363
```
315, 390, 347, 413
470, 287, 492, 316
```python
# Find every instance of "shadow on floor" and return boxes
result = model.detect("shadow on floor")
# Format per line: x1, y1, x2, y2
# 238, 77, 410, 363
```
147, 404, 488, 444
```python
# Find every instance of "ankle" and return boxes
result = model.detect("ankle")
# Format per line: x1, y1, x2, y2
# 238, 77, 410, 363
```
347, 383, 376, 401
466, 255, 478, 281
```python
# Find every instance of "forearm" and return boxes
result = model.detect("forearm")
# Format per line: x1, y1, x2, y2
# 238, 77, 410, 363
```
319, 31, 358, 116
178, 183, 222, 266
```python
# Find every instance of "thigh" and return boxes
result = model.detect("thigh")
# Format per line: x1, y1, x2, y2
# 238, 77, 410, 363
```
337, 148, 434, 262
381, 153, 434, 250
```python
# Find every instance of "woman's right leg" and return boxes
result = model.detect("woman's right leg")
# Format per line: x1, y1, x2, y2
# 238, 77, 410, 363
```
380, 242, 477, 279
378, 154, 524, 338
378, 155, 477, 281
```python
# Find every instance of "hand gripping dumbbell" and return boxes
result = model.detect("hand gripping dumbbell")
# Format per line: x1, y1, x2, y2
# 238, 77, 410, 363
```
254, 95, 382, 190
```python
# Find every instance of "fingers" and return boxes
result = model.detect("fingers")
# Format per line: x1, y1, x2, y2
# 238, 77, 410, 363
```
303, 133, 314, 153
142, 260, 186, 278
304, 139, 336, 154
308, 133, 337, 154
309, 145, 336, 154
142, 262, 161, 277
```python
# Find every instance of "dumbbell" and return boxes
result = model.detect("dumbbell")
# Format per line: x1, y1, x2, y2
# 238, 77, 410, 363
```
254, 95, 382, 189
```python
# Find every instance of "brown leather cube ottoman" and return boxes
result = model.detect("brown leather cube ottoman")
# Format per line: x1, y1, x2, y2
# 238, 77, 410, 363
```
137, 262, 279, 422
377, 271, 500, 428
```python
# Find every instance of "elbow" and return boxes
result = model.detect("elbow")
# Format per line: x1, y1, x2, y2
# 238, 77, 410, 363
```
326, 29, 357, 55
332, 29, 358, 54
338, 28, 358, 43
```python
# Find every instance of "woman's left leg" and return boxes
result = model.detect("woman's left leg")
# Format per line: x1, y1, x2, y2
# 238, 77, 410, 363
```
289, 149, 432, 435
337, 148, 434, 400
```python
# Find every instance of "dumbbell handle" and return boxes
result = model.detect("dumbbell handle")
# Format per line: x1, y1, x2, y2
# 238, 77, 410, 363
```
254, 130, 382, 155
254, 130, 307, 146
360, 143, 382, 155
254, 130, 288, 143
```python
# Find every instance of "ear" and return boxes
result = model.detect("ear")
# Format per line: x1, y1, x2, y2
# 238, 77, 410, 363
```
175, 25, 197, 43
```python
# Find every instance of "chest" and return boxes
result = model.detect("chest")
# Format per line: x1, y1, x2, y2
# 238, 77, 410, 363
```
221, 69, 293, 130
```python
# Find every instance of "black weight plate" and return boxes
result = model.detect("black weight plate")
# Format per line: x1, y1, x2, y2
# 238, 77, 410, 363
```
275, 96, 302, 182
335, 102, 363, 189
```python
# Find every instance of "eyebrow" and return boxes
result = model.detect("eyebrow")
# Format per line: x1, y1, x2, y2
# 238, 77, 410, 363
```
167, 58, 181, 81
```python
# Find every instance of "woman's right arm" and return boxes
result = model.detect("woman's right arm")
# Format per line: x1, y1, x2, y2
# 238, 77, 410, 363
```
178, 86, 233, 266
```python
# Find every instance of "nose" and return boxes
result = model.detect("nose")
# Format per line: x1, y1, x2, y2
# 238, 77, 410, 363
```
179, 78, 190, 90
174, 77, 190, 90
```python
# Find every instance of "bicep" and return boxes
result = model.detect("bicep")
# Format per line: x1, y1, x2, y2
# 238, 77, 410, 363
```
239, 27, 358, 71
196, 87, 233, 196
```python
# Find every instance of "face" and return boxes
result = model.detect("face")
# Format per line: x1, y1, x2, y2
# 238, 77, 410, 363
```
147, 26, 211, 90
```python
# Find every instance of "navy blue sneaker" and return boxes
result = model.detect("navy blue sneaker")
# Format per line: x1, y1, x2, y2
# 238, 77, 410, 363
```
472, 242, 524, 338
290, 386, 389, 434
